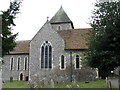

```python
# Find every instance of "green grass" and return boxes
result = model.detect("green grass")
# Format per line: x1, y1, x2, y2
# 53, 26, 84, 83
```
3, 81, 30, 88
2, 80, 116, 88
57, 80, 107, 88
77, 80, 107, 88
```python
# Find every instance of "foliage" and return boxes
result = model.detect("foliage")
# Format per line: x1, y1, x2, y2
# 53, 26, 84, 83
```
2, 0, 22, 57
84, 1, 120, 78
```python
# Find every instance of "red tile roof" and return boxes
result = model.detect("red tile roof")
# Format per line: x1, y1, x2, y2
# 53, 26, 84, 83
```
9, 28, 91, 54
9, 40, 30, 54
58, 28, 91, 50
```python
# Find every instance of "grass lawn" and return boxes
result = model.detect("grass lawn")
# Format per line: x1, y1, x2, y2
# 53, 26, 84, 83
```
3, 81, 30, 88
2, 80, 117, 88
57, 80, 108, 88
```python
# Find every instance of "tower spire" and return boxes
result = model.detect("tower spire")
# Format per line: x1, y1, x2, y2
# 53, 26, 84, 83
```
60, 5, 63, 9
50, 6, 74, 29
50, 6, 72, 24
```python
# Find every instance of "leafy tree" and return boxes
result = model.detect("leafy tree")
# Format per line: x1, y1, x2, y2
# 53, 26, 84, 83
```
84, 1, 120, 79
2, 0, 22, 57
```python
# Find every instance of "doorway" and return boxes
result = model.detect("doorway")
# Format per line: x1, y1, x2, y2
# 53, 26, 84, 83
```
20, 73, 23, 80
25, 76, 29, 81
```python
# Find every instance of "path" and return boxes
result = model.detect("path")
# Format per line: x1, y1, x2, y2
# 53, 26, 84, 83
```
110, 78, 119, 89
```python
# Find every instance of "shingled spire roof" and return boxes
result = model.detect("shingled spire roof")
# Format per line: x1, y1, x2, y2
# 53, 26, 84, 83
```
50, 6, 72, 24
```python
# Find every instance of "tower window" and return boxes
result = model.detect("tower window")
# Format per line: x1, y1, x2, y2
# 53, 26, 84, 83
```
58, 26, 61, 30
41, 41, 52, 69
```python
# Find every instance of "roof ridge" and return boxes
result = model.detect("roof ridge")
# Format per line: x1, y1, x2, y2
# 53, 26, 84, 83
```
57, 28, 92, 31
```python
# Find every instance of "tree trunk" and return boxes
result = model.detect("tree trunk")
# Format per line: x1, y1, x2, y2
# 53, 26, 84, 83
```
98, 69, 111, 79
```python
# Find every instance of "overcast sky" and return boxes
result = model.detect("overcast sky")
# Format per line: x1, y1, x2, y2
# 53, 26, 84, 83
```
0, 0, 96, 40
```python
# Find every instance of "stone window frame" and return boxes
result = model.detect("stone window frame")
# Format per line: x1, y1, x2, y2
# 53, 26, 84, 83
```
40, 41, 53, 69
17, 56, 21, 70
60, 55, 66, 70
10, 57, 14, 70
24, 56, 28, 70
75, 54, 82, 69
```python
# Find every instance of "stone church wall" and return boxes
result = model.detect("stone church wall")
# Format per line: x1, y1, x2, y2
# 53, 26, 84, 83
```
29, 21, 66, 82
29, 52, 97, 84
51, 23, 73, 30
29, 21, 97, 83
2, 54, 29, 81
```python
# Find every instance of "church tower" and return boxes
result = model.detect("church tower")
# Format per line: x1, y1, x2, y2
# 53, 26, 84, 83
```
50, 6, 74, 30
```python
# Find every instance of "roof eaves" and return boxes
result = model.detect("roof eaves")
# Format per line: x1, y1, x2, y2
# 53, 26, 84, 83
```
64, 49, 88, 51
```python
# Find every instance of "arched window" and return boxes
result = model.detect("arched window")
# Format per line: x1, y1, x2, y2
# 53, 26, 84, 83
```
49, 46, 52, 68
41, 41, 52, 69
24, 57, 28, 70
61, 55, 65, 69
41, 46, 44, 68
76, 55, 80, 69
45, 46, 48, 68
17, 57, 21, 70
20, 73, 23, 81
58, 26, 61, 30
10, 57, 14, 70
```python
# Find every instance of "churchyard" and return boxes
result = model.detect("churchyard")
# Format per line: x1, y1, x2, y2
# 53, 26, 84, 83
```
2, 79, 117, 89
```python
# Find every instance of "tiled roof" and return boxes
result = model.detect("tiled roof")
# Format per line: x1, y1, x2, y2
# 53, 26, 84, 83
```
9, 40, 30, 54
50, 6, 72, 24
58, 28, 91, 50
9, 28, 90, 54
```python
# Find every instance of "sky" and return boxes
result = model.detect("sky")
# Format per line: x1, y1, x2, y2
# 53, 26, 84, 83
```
0, 0, 96, 40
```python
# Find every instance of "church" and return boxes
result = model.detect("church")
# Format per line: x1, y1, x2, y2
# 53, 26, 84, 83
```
2, 7, 98, 83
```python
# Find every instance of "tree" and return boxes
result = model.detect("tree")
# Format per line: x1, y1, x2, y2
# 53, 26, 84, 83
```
84, 1, 120, 79
2, 0, 22, 57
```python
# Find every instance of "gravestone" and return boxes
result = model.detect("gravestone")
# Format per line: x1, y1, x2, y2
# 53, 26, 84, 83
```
72, 81, 76, 88
50, 79, 54, 88
108, 79, 112, 89
66, 85, 71, 89
77, 84, 80, 88
10, 77, 13, 82
66, 85, 72, 89
44, 78, 48, 88
106, 77, 109, 88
